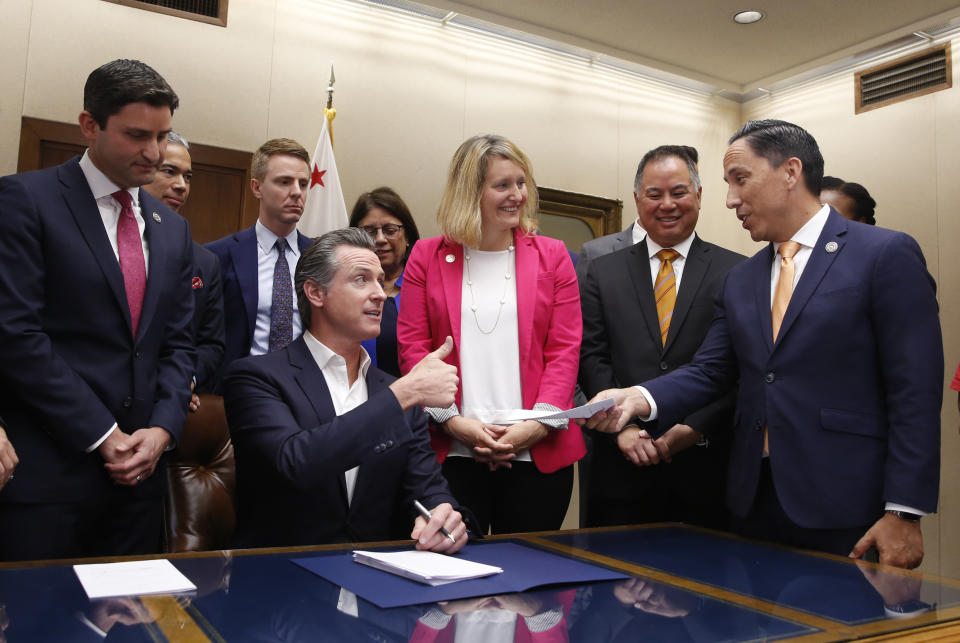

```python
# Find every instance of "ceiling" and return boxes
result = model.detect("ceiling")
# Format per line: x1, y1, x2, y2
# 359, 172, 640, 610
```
403, 0, 960, 96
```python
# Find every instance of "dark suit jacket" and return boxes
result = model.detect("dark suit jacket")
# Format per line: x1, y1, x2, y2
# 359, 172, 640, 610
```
223, 336, 457, 548
574, 224, 635, 284
205, 225, 313, 373
645, 211, 943, 529
0, 157, 194, 504
579, 236, 745, 518
191, 242, 226, 393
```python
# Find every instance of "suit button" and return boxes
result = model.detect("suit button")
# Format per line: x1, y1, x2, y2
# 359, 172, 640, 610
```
374, 445, 382, 454
754, 420, 762, 431
134, 351, 142, 358
122, 397, 133, 408
385, 440, 394, 448
765, 372, 775, 383
659, 361, 669, 372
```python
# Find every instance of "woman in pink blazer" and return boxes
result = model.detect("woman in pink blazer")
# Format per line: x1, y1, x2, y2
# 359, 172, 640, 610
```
398, 134, 584, 534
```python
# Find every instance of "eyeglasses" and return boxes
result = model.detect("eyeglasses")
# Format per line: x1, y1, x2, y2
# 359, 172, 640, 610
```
361, 224, 404, 239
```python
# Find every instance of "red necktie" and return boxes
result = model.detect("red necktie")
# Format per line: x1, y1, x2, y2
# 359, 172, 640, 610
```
113, 190, 146, 337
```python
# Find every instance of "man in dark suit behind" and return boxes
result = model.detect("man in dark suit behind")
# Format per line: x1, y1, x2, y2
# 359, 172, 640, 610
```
143, 131, 225, 398
206, 138, 314, 384
223, 228, 469, 550
580, 145, 744, 529
0, 59, 195, 560
584, 120, 942, 569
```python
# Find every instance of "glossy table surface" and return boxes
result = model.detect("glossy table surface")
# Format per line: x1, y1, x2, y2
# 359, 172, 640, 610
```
1, 524, 958, 642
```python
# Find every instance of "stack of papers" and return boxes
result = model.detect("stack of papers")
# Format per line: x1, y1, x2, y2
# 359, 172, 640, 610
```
73, 560, 197, 600
352, 550, 503, 586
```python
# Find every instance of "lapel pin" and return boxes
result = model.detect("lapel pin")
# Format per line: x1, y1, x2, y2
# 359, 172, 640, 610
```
445, 254, 455, 263
825, 241, 838, 253
152, 212, 162, 223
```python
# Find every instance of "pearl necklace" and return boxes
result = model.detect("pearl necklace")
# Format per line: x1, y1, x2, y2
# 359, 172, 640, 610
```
464, 244, 514, 335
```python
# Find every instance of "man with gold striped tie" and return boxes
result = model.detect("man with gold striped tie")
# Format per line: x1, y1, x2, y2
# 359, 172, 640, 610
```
583, 121, 942, 570
579, 145, 745, 528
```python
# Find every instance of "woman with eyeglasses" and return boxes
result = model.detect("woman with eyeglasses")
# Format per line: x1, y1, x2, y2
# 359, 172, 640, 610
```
397, 134, 584, 534
349, 187, 421, 377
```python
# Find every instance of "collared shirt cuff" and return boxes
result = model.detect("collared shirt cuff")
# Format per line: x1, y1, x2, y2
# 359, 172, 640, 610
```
632, 386, 657, 421
885, 502, 927, 517
86, 423, 117, 453
523, 606, 564, 632
426, 403, 459, 425
533, 403, 567, 429
418, 607, 453, 629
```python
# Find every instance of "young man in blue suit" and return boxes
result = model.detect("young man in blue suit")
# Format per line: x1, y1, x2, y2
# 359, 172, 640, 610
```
223, 228, 469, 550
205, 138, 314, 383
584, 120, 942, 569
0, 59, 195, 559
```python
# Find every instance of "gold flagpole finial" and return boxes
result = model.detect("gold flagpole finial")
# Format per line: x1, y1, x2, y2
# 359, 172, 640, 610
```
325, 65, 336, 146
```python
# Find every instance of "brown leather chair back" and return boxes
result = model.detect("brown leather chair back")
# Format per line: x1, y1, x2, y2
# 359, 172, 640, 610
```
165, 393, 236, 552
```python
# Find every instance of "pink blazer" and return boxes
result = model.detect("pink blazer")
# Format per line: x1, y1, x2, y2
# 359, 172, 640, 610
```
398, 228, 585, 473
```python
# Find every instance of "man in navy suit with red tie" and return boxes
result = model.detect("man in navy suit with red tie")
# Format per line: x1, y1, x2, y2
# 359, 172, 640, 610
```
584, 120, 942, 569
0, 59, 195, 560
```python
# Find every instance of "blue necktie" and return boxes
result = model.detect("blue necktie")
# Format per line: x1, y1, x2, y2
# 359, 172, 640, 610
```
268, 239, 293, 352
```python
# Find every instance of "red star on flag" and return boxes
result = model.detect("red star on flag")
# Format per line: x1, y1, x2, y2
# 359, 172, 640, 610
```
310, 164, 327, 188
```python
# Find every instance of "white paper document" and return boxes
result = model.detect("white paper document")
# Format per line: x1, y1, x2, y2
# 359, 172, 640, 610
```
73, 559, 197, 600
480, 397, 616, 425
353, 550, 503, 586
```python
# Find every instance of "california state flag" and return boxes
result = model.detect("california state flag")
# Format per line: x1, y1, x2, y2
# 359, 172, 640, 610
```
297, 114, 348, 238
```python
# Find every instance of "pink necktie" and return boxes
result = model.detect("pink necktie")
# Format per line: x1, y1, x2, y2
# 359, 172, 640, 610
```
113, 190, 146, 337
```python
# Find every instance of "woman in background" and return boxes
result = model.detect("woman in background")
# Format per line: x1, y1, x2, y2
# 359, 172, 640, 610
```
349, 187, 420, 377
820, 176, 877, 225
398, 134, 583, 534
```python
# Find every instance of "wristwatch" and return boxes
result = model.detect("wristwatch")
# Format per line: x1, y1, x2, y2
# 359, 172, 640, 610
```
886, 510, 922, 523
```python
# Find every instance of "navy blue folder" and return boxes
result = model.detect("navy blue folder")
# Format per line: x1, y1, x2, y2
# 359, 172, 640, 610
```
292, 541, 629, 608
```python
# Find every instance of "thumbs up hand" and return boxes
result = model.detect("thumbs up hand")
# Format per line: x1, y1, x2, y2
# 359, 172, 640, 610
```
390, 336, 459, 410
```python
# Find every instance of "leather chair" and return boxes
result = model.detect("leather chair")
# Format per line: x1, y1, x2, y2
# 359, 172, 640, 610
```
165, 393, 236, 552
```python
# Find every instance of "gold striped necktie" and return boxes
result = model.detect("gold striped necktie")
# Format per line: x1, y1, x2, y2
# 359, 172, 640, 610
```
654, 248, 680, 345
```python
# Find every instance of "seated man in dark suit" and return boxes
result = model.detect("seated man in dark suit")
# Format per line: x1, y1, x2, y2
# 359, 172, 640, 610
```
224, 227, 468, 551
143, 131, 225, 401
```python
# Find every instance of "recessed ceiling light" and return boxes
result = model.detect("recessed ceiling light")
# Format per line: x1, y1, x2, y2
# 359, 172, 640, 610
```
733, 10, 764, 24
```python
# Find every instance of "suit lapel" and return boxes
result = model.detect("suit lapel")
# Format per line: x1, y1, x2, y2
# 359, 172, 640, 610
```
625, 240, 663, 351
230, 227, 260, 343
667, 236, 708, 352
774, 210, 848, 347
438, 239, 464, 355
290, 338, 349, 503
136, 191, 166, 342
515, 231, 536, 372
754, 244, 777, 350
58, 161, 132, 334
350, 368, 390, 506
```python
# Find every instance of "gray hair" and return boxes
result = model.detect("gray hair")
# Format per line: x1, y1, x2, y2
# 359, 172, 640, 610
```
166, 130, 189, 149
294, 227, 375, 328
633, 145, 700, 194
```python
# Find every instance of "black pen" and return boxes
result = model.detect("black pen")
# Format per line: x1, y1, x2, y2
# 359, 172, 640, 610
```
414, 499, 456, 544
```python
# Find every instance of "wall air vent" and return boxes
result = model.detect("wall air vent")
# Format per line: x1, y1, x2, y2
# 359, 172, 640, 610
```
855, 43, 951, 114
102, 0, 228, 27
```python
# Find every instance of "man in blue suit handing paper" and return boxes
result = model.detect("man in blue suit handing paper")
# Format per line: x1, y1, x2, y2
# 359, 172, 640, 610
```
583, 120, 942, 569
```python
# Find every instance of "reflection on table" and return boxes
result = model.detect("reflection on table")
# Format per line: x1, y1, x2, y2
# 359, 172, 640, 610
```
0, 525, 955, 642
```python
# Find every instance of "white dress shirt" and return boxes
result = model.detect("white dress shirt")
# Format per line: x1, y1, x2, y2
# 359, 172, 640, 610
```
303, 331, 371, 505
250, 220, 302, 356
644, 232, 695, 290
78, 151, 151, 452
